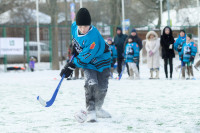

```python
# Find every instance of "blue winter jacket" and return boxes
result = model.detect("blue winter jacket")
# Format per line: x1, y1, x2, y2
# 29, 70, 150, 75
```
71, 22, 111, 72
124, 42, 139, 63
109, 44, 117, 63
174, 35, 186, 60
180, 41, 197, 63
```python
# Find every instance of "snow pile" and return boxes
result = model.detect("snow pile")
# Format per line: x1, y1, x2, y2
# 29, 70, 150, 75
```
153, 7, 200, 27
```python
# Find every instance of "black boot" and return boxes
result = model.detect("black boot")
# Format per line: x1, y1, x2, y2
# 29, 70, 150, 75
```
170, 73, 172, 79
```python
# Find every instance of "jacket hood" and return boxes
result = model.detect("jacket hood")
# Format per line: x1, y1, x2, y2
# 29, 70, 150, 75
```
178, 34, 186, 40
116, 27, 122, 36
146, 31, 158, 41
116, 27, 122, 32
162, 26, 173, 37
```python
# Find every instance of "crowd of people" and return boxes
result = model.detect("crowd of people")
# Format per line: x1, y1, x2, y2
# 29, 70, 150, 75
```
67, 25, 199, 80
108, 26, 199, 80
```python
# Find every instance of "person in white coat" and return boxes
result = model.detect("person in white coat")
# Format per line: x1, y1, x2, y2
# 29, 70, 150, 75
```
145, 31, 160, 79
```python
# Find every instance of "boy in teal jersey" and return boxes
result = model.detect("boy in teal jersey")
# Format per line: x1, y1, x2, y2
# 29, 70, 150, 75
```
180, 33, 197, 79
124, 36, 140, 79
60, 8, 111, 122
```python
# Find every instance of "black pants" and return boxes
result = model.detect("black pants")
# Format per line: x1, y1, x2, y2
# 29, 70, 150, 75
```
137, 63, 139, 72
117, 58, 123, 76
164, 58, 173, 78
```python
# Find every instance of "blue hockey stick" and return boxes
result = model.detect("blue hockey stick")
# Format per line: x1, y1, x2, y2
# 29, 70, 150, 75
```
37, 74, 65, 107
118, 62, 126, 80
37, 55, 75, 107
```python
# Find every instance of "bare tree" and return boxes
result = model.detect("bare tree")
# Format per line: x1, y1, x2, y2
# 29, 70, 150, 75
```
47, 0, 60, 70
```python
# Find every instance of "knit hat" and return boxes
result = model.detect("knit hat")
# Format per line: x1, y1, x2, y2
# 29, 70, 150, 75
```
187, 33, 192, 39
128, 35, 133, 43
131, 28, 136, 33
180, 29, 185, 33
107, 37, 112, 42
76, 8, 91, 26
116, 27, 122, 31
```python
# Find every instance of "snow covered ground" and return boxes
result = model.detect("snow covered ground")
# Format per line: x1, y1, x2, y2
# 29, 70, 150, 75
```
1, 58, 200, 133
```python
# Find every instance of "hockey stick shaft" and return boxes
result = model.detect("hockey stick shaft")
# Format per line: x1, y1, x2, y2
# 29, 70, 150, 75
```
37, 74, 65, 107
37, 55, 75, 107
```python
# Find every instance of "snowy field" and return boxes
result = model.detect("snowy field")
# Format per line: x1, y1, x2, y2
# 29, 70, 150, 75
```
1, 58, 200, 133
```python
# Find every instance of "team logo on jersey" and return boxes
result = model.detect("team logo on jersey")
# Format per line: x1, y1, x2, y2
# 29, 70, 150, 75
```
136, 45, 138, 47
194, 44, 196, 47
90, 42, 96, 49
72, 38, 83, 53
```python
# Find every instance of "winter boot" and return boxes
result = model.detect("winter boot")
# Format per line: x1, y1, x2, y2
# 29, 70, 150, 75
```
181, 66, 186, 79
166, 74, 168, 79
155, 69, 160, 79
170, 73, 172, 79
149, 69, 153, 79
96, 108, 111, 118
87, 111, 97, 122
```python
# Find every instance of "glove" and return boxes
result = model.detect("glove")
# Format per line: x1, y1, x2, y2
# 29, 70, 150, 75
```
180, 55, 183, 61
60, 62, 76, 78
72, 46, 79, 56
177, 44, 182, 52
190, 56, 194, 62
169, 44, 173, 49
149, 50, 154, 57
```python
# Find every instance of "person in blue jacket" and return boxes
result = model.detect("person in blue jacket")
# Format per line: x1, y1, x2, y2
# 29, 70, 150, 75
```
60, 8, 111, 122
180, 33, 197, 80
124, 36, 140, 79
107, 37, 117, 77
174, 30, 186, 71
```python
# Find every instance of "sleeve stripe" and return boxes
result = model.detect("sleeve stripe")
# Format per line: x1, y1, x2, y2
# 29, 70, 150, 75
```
95, 59, 111, 69
76, 57, 87, 66
92, 58, 111, 66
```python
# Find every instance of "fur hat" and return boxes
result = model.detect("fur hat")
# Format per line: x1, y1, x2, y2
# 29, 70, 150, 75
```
146, 31, 158, 41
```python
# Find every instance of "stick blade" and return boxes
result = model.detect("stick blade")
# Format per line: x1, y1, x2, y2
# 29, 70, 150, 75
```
37, 96, 47, 107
